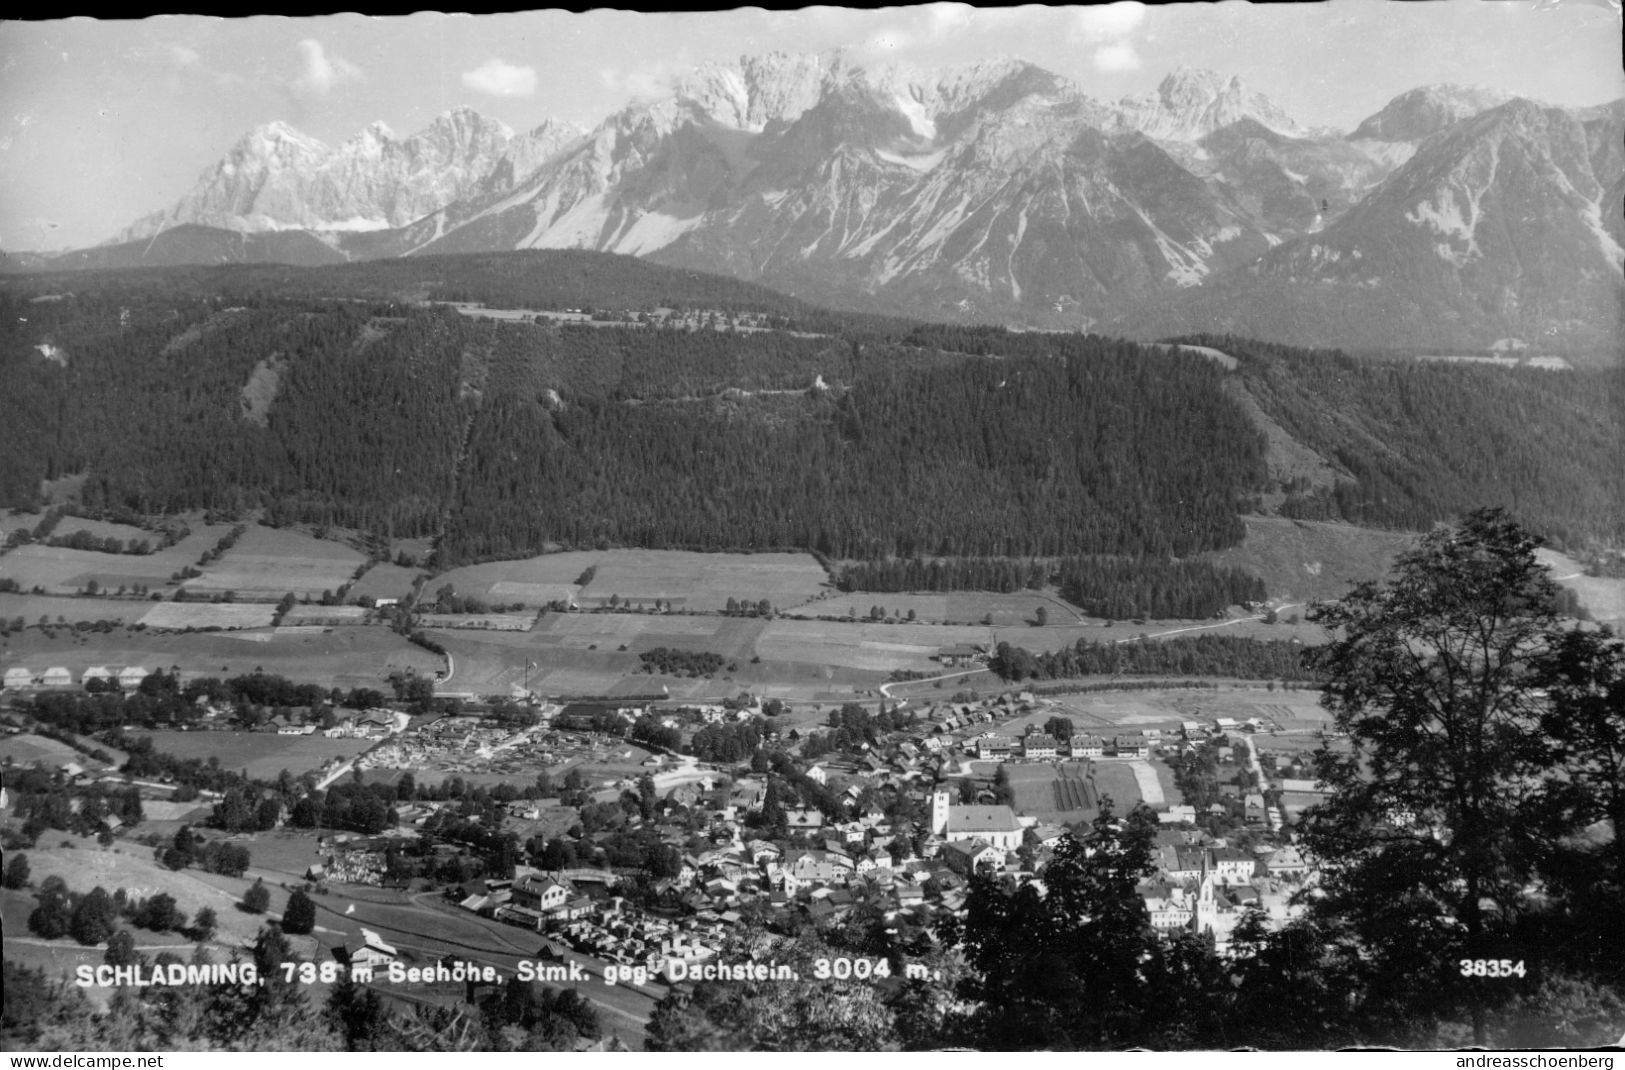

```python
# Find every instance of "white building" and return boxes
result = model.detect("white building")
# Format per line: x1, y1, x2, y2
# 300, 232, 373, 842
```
931, 791, 1022, 851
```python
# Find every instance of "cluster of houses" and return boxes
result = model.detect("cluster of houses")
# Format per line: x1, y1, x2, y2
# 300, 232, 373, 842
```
3, 665, 154, 690
429, 741, 1316, 962
358, 716, 620, 779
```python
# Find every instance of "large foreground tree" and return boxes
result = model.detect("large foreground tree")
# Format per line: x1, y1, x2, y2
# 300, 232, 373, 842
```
1302, 508, 1568, 1044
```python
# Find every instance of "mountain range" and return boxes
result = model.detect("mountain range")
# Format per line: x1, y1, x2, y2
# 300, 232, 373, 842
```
18, 52, 1624, 352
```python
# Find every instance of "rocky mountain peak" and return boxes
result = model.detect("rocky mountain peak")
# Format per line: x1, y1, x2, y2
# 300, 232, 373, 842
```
1115, 67, 1302, 141
1349, 83, 1521, 142
676, 51, 830, 130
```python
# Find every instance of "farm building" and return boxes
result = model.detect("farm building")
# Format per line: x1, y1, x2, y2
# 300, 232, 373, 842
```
43, 666, 72, 687
3, 667, 33, 688
82, 666, 115, 686
936, 643, 985, 668
119, 666, 150, 689
338, 928, 398, 971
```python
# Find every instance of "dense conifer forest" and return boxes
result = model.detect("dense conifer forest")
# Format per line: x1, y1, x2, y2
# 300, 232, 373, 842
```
990, 633, 1317, 683
2, 257, 1619, 583
833, 555, 1266, 621
1180, 334, 1624, 546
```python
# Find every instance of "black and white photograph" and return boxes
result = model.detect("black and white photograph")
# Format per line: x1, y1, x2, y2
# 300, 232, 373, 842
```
0, 1, 1621, 1054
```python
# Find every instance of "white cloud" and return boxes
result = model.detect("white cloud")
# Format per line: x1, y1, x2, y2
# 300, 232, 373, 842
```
462, 58, 538, 98
1071, 2, 1148, 41
291, 38, 362, 97
1092, 42, 1142, 72
168, 44, 200, 67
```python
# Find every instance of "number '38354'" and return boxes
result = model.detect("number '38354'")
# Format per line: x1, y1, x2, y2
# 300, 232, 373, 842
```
1459, 959, 1526, 978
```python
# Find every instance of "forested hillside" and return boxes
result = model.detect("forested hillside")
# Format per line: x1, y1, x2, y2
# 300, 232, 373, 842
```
3, 250, 914, 337
441, 341, 1263, 562
1, 258, 1619, 578
1215, 335, 1625, 546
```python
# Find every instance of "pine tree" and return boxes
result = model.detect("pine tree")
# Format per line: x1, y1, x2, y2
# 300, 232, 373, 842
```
281, 889, 316, 935
2, 851, 28, 889
241, 878, 271, 914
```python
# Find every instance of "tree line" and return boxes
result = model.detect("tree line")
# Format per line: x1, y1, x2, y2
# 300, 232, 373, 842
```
990, 633, 1317, 683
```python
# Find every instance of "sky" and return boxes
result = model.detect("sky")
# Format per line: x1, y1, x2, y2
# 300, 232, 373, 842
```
1, 0, 1621, 252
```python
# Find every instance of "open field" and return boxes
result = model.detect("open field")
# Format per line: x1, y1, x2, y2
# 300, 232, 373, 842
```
789, 589, 1081, 626
1013, 686, 1332, 738
415, 612, 536, 631
130, 728, 374, 779
0, 626, 442, 693
0, 516, 239, 595
0, 513, 154, 545
0, 592, 152, 624
1539, 549, 1625, 627
435, 613, 769, 699
1093, 761, 1158, 811
434, 549, 830, 613
998, 759, 1166, 823
3, 836, 290, 948
0, 731, 102, 769
1003, 762, 1100, 823
281, 605, 370, 626
348, 561, 423, 603
2, 544, 171, 594
1207, 516, 1415, 604
138, 601, 278, 630
183, 525, 365, 600
437, 609, 1320, 703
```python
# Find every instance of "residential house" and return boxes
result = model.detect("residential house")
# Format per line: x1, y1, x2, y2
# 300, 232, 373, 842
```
1141, 880, 1194, 931
339, 928, 398, 971
117, 666, 149, 689
1213, 846, 1257, 885
1111, 736, 1150, 759
43, 666, 73, 688
806, 764, 829, 787
2, 667, 32, 689
511, 874, 570, 913
941, 839, 1002, 873
1265, 844, 1312, 878
1021, 733, 1058, 760
81, 666, 115, 686
1071, 736, 1105, 759
1158, 804, 1199, 825
786, 809, 824, 831
968, 735, 1007, 757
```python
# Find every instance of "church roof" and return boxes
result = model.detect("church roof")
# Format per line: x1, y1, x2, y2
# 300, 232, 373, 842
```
946, 805, 1021, 835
